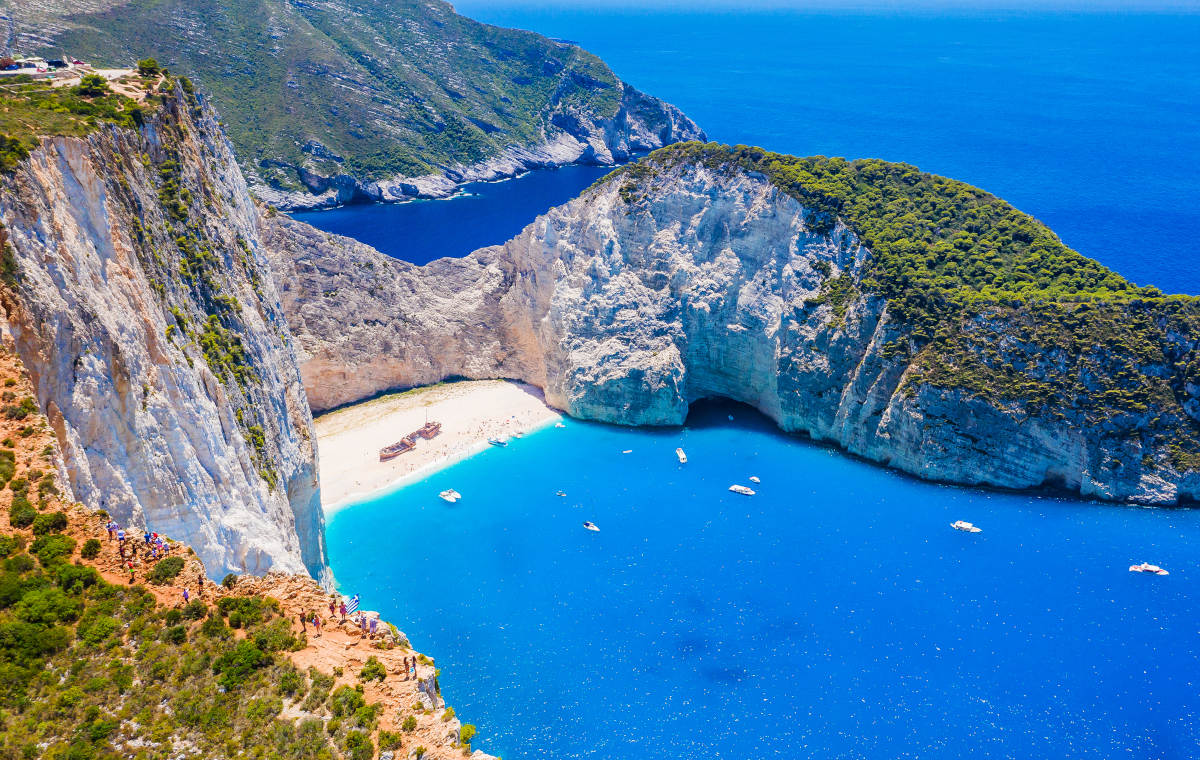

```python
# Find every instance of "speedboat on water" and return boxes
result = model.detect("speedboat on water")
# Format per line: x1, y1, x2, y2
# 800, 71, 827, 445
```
583, 521, 600, 532
555, 422, 566, 428
622, 449, 633, 454
749, 475, 760, 483
729, 484, 756, 496
439, 489, 462, 503
676, 447, 687, 464
1129, 562, 1169, 576
556, 490, 567, 497
487, 437, 508, 447
951, 520, 982, 533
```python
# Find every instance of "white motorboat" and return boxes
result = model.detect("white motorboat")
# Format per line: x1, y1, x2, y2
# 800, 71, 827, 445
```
676, 447, 687, 464
1129, 562, 1169, 576
583, 521, 600, 532
729, 484, 756, 496
439, 489, 462, 503
951, 520, 982, 533
749, 476, 760, 483
622, 449, 633, 454
555, 422, 566, 428
487, 437, 508, 447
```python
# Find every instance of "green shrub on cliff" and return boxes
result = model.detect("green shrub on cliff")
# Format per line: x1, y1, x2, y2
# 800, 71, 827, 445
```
145, 555, 185, 584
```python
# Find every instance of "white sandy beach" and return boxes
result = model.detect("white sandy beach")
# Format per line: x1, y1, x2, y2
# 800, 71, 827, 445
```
315, 380, 562, 512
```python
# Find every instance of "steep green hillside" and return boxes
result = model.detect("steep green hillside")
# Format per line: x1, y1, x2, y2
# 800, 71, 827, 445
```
10, 0, 698, 200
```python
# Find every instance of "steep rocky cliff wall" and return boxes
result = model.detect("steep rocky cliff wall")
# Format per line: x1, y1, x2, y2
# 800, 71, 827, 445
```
0, 87, 326, 579
265, 154, 1200, 506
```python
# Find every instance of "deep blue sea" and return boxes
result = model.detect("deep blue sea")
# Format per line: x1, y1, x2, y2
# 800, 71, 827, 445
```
321, 7, 1200, 758
329, 402, 1199, 759
299, 7, 1200, 294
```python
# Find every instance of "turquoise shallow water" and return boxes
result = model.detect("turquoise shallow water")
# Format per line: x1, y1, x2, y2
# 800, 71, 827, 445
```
327, 402, 1200, 759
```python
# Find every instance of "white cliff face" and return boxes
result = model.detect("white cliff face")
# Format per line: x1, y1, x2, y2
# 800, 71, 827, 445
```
265, 161, 1200, 506
0, 90, 326, 579
251, 83, 705, 210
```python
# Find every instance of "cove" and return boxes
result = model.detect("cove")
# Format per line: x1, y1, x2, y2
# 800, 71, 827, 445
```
292, 163, 615, 264
327, 401, 1199, 759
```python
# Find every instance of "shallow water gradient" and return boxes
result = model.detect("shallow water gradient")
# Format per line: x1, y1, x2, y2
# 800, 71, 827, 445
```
328, 402, 1200, 759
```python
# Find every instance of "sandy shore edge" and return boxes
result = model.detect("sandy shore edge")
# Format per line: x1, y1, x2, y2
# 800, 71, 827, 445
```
315, 379, 563, 514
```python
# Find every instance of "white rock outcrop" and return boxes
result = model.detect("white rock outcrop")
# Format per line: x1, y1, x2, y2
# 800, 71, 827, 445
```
0, 89, 326, 579
265, 159, 1200, 505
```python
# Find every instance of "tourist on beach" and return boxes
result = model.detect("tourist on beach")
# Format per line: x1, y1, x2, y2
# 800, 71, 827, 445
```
339, 601, 347, 622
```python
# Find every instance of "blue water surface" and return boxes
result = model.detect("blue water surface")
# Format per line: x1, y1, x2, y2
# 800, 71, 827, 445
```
301, 7, 1200, 293
292, 164, 614, 264
328, 402, 1200, 759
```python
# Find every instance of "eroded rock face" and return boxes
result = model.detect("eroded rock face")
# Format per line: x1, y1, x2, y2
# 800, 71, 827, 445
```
0, 90, 326, 579
265, 161, 1200, 505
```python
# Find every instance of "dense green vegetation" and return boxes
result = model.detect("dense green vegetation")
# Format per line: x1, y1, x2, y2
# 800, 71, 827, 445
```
0, 75, 149, 171
25, 0, 630, 190
0, 542, 395, 760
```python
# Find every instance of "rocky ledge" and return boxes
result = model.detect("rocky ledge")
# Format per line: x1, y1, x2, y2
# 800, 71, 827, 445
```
264, 143, 1200, 506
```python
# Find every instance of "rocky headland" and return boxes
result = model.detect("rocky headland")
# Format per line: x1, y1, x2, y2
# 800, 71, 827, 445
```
266, 143, 1200, 506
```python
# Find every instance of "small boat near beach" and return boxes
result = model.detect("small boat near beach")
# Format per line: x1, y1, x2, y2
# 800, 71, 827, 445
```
729, 484, 756, 496
487, 437, 509, 447
951, 520, 982, 533
379, 437, 416, 461
556, 490, 567, 497
1129, 562, 1169, 576
414, 421, 442, 440
555, 422, 566, 428
749, 476, 760, 483
622, 449, 633, 454
676, 447, 687, 464
583, 521, 600, 532
439, 489, 462, 503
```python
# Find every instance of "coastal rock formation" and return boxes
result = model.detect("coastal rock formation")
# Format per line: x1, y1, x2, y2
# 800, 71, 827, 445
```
0, 86, 326, 579
252, 83, 705, 210
15, 0, 704, 209
265, 145, 1200, 505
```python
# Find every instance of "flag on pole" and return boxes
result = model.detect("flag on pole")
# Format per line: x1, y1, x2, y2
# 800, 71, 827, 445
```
346, 594, 360, 615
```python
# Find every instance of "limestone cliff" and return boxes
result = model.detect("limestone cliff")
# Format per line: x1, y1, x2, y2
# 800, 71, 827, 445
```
0, 85, 326, 579
265, 146, 1200, 506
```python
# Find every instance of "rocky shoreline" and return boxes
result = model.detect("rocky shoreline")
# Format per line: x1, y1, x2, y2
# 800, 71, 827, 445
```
251, 83, 705, 210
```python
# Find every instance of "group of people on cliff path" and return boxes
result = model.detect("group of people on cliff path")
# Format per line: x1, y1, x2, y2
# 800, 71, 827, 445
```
297, 592, 406, 650
105, 518, 185, 582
